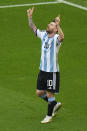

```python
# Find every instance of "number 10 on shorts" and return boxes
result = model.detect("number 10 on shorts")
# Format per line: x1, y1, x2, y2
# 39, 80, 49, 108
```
47, 80, 53, 87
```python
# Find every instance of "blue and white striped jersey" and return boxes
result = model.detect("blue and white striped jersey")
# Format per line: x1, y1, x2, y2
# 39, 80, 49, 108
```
37, 29, 62, 72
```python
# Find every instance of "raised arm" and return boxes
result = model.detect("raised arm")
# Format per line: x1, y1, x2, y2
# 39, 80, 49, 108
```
27, 7, 37, 35
55, 15, 64, 42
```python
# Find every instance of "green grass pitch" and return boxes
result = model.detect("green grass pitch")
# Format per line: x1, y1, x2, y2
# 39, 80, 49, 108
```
0, 0, 87, 131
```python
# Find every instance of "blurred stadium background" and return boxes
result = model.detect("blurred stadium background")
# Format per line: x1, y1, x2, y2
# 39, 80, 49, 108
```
0, 0, 87, 131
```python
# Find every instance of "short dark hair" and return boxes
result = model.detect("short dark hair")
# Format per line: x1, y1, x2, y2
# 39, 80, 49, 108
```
53, 20, 55, 22
53, 20, 61, 27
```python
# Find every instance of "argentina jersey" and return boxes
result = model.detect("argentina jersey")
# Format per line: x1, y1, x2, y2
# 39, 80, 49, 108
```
36, 29, 61, 72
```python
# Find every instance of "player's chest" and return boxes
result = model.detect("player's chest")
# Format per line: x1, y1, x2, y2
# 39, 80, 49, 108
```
42, 37, 54, 51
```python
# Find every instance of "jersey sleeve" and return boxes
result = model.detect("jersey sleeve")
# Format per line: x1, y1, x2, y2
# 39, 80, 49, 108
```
36, 29, 45, 39
56, 34, 61, 46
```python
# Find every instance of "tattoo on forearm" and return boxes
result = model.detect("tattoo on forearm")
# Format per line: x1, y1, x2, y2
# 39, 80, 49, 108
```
28, 18, 37, 34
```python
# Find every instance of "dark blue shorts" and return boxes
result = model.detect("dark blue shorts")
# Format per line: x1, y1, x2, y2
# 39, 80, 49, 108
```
37, 70, 60, 93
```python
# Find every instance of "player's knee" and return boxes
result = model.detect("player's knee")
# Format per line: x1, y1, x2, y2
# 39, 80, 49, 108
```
36, 90, 44, 97
46, 91, 54, 98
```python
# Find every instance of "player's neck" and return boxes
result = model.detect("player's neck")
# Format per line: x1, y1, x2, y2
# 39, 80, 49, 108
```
47, 33, 55, 38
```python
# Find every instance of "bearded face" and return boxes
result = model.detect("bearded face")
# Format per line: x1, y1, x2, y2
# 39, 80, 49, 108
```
46, 22, 57, 34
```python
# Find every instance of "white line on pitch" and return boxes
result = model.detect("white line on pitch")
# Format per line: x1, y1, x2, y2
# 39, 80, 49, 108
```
0, 1, 61, 9
57, 0, 87, 11
0, 0, 87, 11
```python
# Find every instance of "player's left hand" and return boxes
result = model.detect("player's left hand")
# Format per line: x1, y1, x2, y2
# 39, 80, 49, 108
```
55, 15, 60, 25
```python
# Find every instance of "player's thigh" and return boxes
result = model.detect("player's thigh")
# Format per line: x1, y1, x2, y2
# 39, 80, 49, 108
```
46, 72, 60, 93
37, 71, 46, 91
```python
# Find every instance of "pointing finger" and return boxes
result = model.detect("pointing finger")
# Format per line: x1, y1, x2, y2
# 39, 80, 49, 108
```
32, 6, 34, 12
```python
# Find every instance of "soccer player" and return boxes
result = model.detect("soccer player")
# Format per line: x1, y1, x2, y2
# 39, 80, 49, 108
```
27, 7, 64, 124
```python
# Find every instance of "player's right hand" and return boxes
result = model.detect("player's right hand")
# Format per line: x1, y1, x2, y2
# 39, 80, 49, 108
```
27, 7, 34, 18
